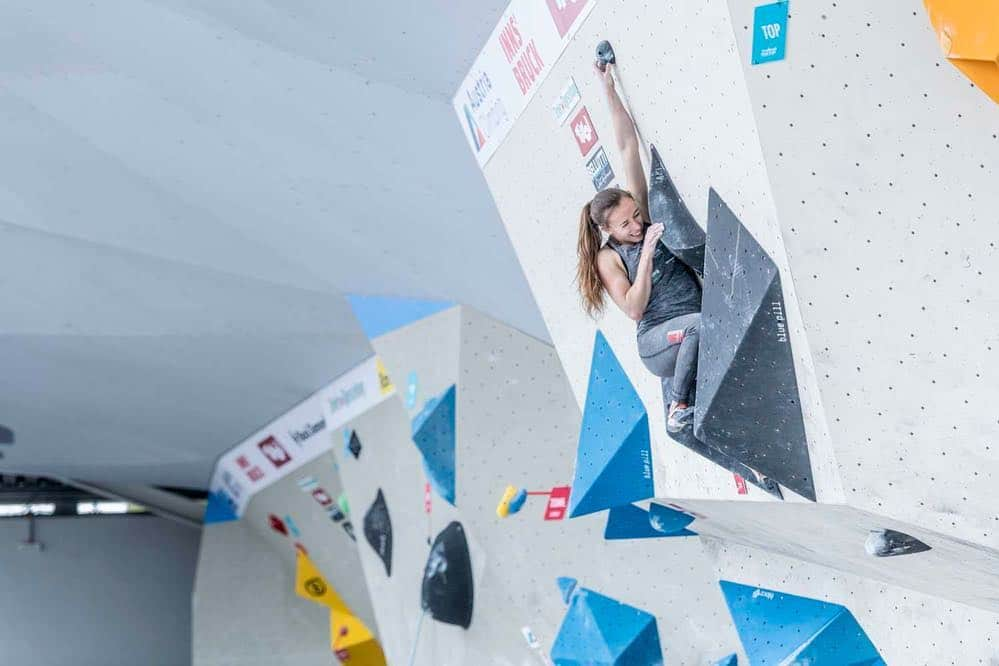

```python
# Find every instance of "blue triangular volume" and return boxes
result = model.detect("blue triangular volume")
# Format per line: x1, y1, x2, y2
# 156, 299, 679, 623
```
557, 577, 579, 604
347, 294, 453, 340
793, 609, 886, 665
604, 504, 695, 540
648, 503, 696, 536
720, 581, 884, 666
204, 491, 238, 524
552, 586, 663, 666
412, 385, 457, 505
568, 332, 654, 518
714, 655, 738, 666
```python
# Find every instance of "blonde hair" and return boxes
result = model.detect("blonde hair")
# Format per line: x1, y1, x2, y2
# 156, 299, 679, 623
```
575, 188, 633, 317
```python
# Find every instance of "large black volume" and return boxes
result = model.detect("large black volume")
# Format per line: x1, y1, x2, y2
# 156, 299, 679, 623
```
421, 521, 474, 629
695, 189, 815, 500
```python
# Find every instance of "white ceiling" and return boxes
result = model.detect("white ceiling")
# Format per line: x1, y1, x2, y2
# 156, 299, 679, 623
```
0, 0, 544, 487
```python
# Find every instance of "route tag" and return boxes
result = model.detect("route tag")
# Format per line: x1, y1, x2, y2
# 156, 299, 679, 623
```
751, 1, 789, 65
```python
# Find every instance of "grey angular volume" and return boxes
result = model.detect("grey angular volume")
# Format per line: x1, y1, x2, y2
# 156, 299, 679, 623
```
695, 188, 815, 501
648, 144, 705, 276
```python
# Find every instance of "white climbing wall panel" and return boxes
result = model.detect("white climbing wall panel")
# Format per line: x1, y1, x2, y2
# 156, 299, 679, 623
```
726, 0, 999, 549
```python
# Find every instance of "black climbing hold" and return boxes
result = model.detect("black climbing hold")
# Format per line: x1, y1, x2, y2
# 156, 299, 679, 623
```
0, 425, 13, 445
341, 520, 356, 541
648, 145, 705, 276
595, 40, 616, 71
348, 431, 362, 459
363, 489, 393, 577
865, 529, 931, 557
695, 189, 815, 501
660, 380, 783, 500
421, 521, 474, 629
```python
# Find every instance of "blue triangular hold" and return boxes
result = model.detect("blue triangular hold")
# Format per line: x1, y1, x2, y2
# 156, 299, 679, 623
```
412, 385, 457, 505
720, 581, 884, 666
347, 294, 453, 340
557, 577, 579, 604
648, 503, 696, 536
604, 504, 695, 540
203, 491, 238, 524
713, 654, 738, 666
552, 586, 663, 665
568, 332, 653, 518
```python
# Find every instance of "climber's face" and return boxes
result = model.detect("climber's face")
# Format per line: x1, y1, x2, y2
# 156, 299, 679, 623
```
602, 196, 645, 245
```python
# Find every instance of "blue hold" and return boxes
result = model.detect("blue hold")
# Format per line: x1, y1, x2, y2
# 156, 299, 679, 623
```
551, 585, 664, 666
508, 488, 528, 514
203, 491, 238, 524
714, 654, 738, 666
648, 503, 696, 536
556, 577, 578, 605
720, 581, 885, 666
347, 294, 453, 340
568, 332, 654, 518
412, 385, 457, 506
604, 504, 696, 540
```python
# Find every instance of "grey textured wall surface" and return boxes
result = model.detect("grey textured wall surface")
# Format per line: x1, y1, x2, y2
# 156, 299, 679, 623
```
193, 518, 330, 666
0, 515, 198, 666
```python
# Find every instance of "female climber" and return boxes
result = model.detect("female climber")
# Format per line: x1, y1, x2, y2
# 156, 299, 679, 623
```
575, 62, 702, 433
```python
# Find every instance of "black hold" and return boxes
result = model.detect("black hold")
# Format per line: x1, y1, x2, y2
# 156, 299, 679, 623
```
695, 189, 815, 501
648, 145, 705, 277
865, 529, 931, 557
421, 521, 474, 629
595, 40, 616, 71
0, 425, 13, 445
329, 508, 346, 523
348, 431, 362, 459
341, 520, 355, 541
363, 489, 393, 577
661, 379, 783, 500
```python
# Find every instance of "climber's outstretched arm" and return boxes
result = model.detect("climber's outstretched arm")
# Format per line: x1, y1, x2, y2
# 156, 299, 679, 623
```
596, 62, 648, 222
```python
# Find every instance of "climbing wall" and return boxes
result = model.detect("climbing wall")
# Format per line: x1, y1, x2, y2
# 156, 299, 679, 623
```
193, 518, 331, 666
241, 451, 379, 638
480, 0, 841, 503
469, 0, 999, 659
704, 537, 999, 663
725, 0, 999, 551
332, 304, 745, 665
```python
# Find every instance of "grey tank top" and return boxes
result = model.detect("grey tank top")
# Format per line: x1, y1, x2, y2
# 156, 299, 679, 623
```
608, 232, 702, 345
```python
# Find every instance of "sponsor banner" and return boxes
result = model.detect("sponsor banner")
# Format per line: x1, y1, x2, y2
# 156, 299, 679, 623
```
209, 355, 395, 517
454, 0, 596, 166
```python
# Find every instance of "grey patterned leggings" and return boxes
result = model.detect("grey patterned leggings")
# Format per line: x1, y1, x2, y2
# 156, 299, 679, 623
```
637, 312, 701, 404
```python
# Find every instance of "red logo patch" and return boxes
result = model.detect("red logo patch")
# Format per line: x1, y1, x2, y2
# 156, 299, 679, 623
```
667, 329, 685, 345
544, 486, 572, 521
258, 436, 291, 468
569, 107, 598, 156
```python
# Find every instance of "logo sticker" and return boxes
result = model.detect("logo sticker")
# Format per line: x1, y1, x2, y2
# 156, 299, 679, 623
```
569, 106, 599, 156
258, 436, 291, 469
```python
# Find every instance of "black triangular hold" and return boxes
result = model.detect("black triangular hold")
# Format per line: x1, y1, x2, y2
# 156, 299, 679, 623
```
363, 489, 393, 576
422, 521, 474, 629
348, 431, 362, 459
0, 425, 13, 445
695, 189, 815, 501
648, 144, 705, 276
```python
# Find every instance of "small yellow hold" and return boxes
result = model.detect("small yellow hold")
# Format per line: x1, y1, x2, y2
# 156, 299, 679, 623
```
496, 485, 518, 518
